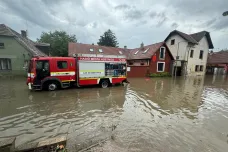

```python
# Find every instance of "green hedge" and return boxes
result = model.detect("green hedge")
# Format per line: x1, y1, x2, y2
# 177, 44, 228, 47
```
148, 72, 171, 77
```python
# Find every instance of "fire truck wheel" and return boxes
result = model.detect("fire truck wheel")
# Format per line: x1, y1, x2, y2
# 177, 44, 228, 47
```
100, 80, 109, 88
48, 82, 58, 91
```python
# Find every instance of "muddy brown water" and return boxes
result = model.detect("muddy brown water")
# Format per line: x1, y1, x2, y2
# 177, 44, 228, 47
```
0, 75, 228, 152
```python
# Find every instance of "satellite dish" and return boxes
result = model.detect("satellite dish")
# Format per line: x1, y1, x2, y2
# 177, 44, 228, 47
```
222, 11, 228, 16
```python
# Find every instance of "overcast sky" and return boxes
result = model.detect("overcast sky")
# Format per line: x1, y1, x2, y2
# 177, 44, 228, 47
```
0, 0, 228, 50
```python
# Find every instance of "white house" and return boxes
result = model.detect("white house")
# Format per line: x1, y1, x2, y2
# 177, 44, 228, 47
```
165, 30, 214, 76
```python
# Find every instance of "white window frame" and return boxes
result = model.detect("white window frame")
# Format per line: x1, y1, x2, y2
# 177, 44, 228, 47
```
159, 47, 166, 59
157, 62, 165, 72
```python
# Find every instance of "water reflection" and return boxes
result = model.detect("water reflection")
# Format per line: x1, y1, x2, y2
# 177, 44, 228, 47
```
0, 76, 228, 151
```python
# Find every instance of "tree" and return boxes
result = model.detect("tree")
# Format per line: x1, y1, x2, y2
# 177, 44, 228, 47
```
37, 31, 77, 56
97, 29, 119, 47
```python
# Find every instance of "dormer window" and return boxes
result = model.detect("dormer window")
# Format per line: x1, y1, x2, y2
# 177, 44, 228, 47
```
98, 49, 103, 53
134, 50, 139, 55
89, 48, 94, 52
142, 48, 149, 54
159, 47, 165, 59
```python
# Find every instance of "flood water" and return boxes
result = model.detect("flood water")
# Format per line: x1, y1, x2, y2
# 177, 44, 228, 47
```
0, 75, 228, 151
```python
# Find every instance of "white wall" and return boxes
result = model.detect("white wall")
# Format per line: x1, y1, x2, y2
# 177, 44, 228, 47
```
166, 34, 188, 61
187, 36, 209, 76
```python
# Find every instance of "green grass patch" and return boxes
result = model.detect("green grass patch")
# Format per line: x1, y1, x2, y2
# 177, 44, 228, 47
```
148, 72, 171, 77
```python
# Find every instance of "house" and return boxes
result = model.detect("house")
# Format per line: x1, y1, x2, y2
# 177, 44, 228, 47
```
207, 50, 228, 75
165, 30, 214, 76
0, 24, 49, 76
125, 42, 174, 77
68, 42, 174, 77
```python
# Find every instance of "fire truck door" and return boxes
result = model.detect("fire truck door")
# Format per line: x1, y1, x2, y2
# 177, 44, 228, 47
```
34, 60, 50, 84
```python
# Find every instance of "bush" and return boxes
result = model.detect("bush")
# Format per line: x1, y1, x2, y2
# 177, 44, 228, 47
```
148, 72, 171, 77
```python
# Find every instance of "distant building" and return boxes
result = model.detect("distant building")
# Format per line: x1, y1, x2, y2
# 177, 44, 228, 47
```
0, 24, 49, 76
68, 42, 174, 77
207, 50, 228, 75
165, 30, 214, 76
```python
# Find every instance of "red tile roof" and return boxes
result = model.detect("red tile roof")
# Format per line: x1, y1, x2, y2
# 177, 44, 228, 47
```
127, 42, 164, 59
68, 42, 127, 57
68, 42, 173, 60
207, 51, 228, 64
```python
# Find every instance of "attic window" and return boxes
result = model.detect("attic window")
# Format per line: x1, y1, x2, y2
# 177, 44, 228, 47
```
98, 49, 103, 53
134, 50, 139, 55
171, 39, 175, 45
89, 48, 94, 52
119, 51, 123, 54
142, 48, 149, 54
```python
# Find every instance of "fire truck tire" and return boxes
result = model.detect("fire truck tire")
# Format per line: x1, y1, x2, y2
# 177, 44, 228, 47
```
100, 79, 109, 88
44, 81, 60, 91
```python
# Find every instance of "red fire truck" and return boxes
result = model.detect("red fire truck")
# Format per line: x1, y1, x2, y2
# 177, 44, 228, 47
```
27, 54, 128, 91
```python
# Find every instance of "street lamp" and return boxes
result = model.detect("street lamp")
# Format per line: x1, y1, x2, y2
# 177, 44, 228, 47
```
222, 11, 228, 16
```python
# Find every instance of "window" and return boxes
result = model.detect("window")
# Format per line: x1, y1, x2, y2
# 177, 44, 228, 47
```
57, 61, 68, 69
157, 62, 165, 72
159, 47, 165, 59
0, 58, 11, 70
200, 65, 204, 71
190, 50, 194, 58
142, 48, 149, 54
89, 48, 94, 52
171, 39, 175, 45
134, 50, 139, 55
98, 49, 103, 53
128, 62, 133, 65
199, 50, 203, 59
0, 42, 4, 48
195, 65, 199, 72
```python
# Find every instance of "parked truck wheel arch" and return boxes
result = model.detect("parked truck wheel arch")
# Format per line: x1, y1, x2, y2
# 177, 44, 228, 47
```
42, 78, 62, 91
100, 79, 110, 88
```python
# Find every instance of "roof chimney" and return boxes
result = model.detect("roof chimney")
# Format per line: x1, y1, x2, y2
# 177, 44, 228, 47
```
124, 46, 127, 49
92, 43, 94, 45
21, 30, 27, 38
140, 42, 144, 50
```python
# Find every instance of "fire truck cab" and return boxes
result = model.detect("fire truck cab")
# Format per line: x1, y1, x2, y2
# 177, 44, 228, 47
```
27, 54, 128, 91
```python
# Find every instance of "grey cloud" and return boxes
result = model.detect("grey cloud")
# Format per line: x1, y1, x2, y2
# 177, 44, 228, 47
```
167, 0, 228, 30
171, 23, 179, 29
149, 12, 157, 18
212, 18, 228, 30
1, 0, 58, 29
0, 0, 227, 49
114, 4, 130, 10
156, 12, 167, 27
125, 9, 143, 20
114, 4, 145, 21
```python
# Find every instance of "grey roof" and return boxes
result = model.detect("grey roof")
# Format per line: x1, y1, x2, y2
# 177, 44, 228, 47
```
164, 30, 198, 44
0, 24, 47, 56
190, 31, 214, 49
164, 30, 214, 49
